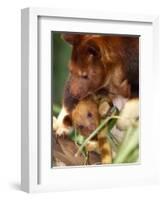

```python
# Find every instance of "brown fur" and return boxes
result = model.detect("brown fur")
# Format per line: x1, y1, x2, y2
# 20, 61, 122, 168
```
71, 97, 112, 164
72, 98, 99, 137
63, 34, 139, 112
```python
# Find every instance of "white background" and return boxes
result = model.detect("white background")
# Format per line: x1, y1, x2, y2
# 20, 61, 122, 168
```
0, 0, 162, 199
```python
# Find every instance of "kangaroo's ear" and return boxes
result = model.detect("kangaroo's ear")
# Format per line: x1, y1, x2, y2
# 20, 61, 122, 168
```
62, 34, 83, 45
63, 115, 73, 127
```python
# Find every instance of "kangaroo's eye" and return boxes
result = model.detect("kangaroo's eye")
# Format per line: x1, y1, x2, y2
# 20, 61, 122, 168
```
87, 112, 92, 118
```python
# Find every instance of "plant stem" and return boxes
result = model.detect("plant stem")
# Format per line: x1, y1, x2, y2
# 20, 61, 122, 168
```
113, 125, 139, 163
75, 109, 119, 156
109, 132, 120, 146
125, 146, 139, 163
107, 135, 118, 152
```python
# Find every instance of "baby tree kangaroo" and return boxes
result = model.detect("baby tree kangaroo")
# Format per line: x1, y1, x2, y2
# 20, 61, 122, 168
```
70, 97, 113, 164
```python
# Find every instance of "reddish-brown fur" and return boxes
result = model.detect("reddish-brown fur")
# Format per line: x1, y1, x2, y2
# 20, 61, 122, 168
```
62, 34, 139, 112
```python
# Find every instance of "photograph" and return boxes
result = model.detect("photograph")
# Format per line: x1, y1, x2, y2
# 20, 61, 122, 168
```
52, 32, 139, 167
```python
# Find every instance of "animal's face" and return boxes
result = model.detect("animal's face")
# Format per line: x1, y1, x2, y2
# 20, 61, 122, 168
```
63, 34, 139, 100
63, 34, 114, 99
67, 35, 107, 99
72, 99, 99, 137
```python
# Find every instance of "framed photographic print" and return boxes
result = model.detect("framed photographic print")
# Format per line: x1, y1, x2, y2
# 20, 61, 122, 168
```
21, 7, 159, 193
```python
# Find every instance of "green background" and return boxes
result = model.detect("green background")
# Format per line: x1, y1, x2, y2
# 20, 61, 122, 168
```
52, 32, 72, 107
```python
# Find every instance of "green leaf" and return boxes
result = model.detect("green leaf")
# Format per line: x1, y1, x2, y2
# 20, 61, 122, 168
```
113, 123, 139, 163
68, 130, 85, 145
77, 134, 85, 145
125, 146, 139, 163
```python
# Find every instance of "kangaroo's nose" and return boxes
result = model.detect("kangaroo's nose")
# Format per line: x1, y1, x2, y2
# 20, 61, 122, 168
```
78, 71, 88, 79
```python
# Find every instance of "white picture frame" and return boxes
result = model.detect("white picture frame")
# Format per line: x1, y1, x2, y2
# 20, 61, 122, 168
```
21, 7, 159, 193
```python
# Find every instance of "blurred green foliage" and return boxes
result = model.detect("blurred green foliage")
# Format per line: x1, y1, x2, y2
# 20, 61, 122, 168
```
52, 32, 72, 106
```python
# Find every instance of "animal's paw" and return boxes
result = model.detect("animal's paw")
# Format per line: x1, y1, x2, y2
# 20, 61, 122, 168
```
53, 106, 73, 136
86, 141, 99, 152
56, 125, 73, 136
98, 101, 111, 117
53, 116, 73, 136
